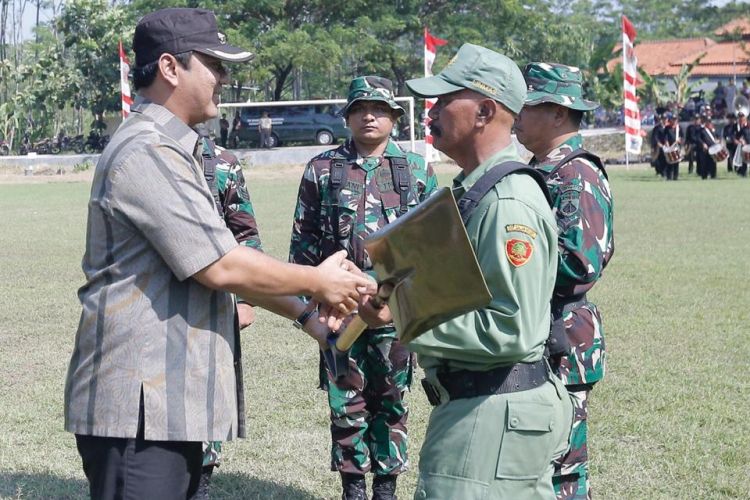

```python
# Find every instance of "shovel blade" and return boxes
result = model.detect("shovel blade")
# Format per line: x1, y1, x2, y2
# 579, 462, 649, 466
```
365, 187, 491, 344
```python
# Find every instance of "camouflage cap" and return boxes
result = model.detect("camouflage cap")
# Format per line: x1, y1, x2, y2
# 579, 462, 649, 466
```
405, 43, 526, 114
523, 62, 599, 111
340, 76, 404, 117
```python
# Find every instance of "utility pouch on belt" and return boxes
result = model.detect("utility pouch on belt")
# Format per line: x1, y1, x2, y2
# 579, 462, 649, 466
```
546, 310, 570, 359
420, 378, 442, 406
545, 297, 588, 359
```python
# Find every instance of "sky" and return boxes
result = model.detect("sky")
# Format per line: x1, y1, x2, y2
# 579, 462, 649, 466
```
19, 3, 55, 42
17, 0, 749, 41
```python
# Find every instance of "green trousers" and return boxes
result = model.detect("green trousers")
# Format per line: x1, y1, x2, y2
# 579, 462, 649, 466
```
414, 369, 573, 500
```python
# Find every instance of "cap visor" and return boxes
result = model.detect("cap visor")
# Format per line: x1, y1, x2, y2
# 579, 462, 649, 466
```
340, 97, 405, 117
406, 75, 464, 98
195, 45, 254, 63
525, 92, 599, 111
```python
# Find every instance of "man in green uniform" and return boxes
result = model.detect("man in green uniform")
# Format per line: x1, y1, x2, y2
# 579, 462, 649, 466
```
196, 130, 261, 497
514, 62, 615, 500
402, 43, 572, 499
289, 75, 438, 500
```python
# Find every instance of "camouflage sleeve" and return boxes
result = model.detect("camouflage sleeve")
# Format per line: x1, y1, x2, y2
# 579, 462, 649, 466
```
215, 152, 263, 251
407, 152, 439, 201
553, 160, 614, 296
289, 161, 323, 266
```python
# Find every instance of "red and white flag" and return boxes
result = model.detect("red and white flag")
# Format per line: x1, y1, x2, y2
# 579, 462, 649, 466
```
622, 16, 642, 154
424, 28, 447, 163
119, 41, 132, 119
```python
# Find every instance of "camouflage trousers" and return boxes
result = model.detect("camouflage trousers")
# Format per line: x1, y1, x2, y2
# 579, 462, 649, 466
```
554, 302, 606, 387
324, 329, 412, 476
551, 301, 605, 499
553, 386, 591, 500
202, 441, 221, 468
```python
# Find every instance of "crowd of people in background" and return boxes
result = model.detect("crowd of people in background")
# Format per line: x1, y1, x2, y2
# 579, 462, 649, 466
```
594, 78, 750, 129
649, 96, 750, 180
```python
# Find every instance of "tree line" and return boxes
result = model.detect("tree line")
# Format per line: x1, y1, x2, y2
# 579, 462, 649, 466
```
0, 0, 747, 149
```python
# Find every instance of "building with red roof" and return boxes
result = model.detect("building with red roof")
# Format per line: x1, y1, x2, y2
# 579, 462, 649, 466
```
607, 18, 750, 82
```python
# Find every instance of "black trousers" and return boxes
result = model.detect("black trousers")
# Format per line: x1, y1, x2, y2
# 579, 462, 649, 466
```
738, 162, 748, 177
727, 144, 737, 172
685, 145, 696, 174
75, 406, 202, 500
664, 162, 679, 180
699, 150, 717, 179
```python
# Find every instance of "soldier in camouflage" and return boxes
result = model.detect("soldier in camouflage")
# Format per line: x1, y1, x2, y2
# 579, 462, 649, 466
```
196, 129, 263, 499
515, 62, 615, 500
289, 76, 438, 500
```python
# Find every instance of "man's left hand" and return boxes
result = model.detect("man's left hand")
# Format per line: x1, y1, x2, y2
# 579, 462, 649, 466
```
237, 302, 256, 329
358, 296, 393, 328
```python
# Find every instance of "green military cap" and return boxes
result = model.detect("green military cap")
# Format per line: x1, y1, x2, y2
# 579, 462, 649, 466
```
523, 62, 599, 111
340, 76, 404, 117
405, 43, 526, 114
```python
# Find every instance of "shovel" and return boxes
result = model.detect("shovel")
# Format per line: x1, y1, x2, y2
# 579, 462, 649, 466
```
323, 187, 492, 381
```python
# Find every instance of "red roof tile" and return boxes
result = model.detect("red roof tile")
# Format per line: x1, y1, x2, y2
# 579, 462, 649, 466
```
607, 38, 715, 75
607, 37, 750, 78
688, 63, 750, 77
673, 41, 750, 66
714, 18, 750, 37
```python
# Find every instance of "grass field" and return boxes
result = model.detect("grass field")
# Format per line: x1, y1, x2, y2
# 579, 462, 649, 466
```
1, 161, 749, 499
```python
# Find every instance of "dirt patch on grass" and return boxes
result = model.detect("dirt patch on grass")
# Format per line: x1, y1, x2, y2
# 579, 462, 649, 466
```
0, 161, 463, 185
0, 170, 95, 184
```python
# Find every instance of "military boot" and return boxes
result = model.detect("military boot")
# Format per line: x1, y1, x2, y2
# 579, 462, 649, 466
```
341, 472, 367, 500
372, 475, 397, 500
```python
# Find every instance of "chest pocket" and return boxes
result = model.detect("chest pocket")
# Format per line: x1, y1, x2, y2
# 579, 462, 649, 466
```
322, 160, 365, 258
378, 157, 418, 224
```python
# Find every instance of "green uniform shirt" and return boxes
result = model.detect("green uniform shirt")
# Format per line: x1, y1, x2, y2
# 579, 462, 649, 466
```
409, 144, 558, 372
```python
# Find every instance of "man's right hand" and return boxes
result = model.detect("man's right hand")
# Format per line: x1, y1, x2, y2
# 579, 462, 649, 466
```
312, 250, 376, 323
304, 316, 331, 351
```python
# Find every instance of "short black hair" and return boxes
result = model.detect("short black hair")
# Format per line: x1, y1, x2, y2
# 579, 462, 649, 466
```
132, 51, 192, 90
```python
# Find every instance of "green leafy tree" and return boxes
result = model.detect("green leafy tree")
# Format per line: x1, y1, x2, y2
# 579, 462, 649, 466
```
671, 56, 707, 107
0, 98, 21, 149
637, 68, 667, 107
56, 0, 134, 118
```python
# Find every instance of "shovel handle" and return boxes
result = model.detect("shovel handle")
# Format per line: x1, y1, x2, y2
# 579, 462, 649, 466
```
335, 316, 369, 352
334, 282, 394, 351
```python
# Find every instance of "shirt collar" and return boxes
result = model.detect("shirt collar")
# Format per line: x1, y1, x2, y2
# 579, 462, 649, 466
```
131, 95, 199, 155
530, 134, 583, 166
452, 143, 521, 194
332, 138, 406, 171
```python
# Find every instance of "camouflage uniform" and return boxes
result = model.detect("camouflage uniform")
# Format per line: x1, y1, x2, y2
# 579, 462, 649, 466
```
198, 135, 262, 489
200, 137, 262, 251
523, 63, 615, 500
290, 135, 437, 479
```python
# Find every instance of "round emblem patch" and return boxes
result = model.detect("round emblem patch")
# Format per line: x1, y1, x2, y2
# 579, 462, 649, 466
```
505, 238, 533, 267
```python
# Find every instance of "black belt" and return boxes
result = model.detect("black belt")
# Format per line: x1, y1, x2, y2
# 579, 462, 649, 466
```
421, 360, 548, 406
551, 294, 588, 317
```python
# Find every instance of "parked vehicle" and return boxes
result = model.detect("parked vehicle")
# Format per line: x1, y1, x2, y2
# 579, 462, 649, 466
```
222, 103, 349, 149
19, 135, 60, 155
83, 131, 110, 153
64, 134, 86, 153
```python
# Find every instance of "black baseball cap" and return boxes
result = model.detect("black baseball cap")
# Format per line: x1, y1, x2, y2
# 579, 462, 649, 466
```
133, 8, 253, 68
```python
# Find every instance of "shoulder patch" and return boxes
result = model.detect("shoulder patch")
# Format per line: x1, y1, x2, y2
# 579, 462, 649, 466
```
505, 238, 533, 267
559, 185, 582, 217
505, 224, 537, 239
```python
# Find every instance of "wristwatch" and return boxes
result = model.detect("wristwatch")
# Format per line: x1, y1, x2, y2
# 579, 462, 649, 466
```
292, 309, 316, 330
